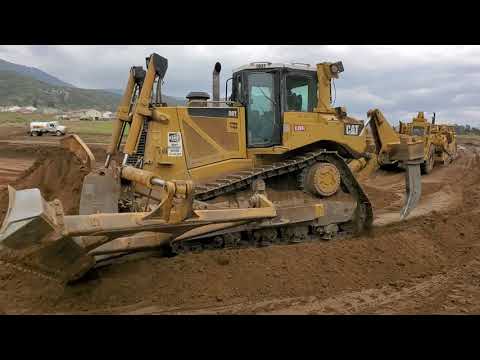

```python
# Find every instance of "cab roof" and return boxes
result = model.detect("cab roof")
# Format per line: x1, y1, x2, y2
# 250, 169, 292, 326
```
233, 62, 317, 73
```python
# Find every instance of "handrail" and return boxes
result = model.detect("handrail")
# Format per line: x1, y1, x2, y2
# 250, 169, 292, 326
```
186, 99, 242, 106
291, 62, 311, 67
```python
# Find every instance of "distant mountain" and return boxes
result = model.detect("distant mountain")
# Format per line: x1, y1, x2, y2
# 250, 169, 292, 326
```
0, 58, 74, 87
103, 88, 186, 105
0, 71, 120, 111
0, 58, 187, 109
103, 88, 123, 95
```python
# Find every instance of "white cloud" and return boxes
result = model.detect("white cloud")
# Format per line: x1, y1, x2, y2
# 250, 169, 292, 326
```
339, 86, 396, 107
409, 88, 435, 96
2, 45, 480, 126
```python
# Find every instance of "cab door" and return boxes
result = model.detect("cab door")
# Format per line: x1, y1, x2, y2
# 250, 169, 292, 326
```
245, 70, 281, 147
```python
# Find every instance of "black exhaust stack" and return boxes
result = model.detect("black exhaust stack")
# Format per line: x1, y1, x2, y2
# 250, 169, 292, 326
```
212, 62, 222, 105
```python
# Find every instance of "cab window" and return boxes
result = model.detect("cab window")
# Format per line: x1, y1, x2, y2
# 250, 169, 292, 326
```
412, 126, 425, 136
246, 72, 280, 147
286, 75, 312, 112
232, 73, 242, 103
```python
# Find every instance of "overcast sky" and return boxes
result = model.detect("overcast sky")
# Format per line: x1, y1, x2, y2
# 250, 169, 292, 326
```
1, 45, 480, 126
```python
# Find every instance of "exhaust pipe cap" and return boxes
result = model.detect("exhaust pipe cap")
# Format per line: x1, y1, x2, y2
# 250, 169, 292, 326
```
186, 91, 210, 101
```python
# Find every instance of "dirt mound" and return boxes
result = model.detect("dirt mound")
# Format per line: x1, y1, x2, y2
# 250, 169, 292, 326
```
0, 147, 90, 224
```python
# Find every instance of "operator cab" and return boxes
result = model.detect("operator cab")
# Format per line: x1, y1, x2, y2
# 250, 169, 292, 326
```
412, 126, 426, 136
230, 62, 318, 148
411, 112, 430, 137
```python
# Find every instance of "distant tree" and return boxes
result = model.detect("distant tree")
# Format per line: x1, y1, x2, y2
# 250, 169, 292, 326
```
453, 123, 480, 136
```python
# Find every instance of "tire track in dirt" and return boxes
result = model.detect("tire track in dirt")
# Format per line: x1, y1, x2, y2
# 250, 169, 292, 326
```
138, 246, 480, 315
114, 143, 480, 315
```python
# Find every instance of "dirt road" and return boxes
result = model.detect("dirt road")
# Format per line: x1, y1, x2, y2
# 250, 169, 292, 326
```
0, 125, 110, 145
0, 137, 479, 314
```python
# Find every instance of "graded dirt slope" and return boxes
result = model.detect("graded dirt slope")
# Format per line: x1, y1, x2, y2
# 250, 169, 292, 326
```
0, 139, 479, 314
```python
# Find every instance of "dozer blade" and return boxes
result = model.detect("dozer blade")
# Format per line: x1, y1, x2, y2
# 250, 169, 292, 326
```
401, 161, 422, 219
60, 134, 96, 172
0, 133, 113, 283
0, 185, 276, 283
0, 186, 95, 283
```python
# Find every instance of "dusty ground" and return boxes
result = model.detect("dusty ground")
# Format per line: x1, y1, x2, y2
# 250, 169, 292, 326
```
0, 123, 112, 144
0, 130, 479, 314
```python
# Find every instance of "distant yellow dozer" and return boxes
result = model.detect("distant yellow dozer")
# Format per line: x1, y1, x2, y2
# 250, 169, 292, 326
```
399, 112, 458, 174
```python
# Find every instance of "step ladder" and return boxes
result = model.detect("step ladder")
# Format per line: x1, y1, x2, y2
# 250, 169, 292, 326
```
126, 119, 149, 168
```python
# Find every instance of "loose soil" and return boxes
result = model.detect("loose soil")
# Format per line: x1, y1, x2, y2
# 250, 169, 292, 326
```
0, 145, 91, 225
0, 136, 479, 315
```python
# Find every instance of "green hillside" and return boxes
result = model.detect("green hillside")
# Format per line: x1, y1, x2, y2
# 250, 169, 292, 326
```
0, 70, 121, 111
103, 88, 186, 105
0, 58, 74, 87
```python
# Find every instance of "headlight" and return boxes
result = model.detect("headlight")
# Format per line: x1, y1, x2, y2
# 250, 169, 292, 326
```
330, 61, 344, 75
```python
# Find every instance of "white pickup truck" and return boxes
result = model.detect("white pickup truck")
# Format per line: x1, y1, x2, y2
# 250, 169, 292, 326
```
29, 121, 67, 136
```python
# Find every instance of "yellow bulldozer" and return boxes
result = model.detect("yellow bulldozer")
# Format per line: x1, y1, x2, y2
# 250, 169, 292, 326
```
398, 112, 458, 174
0, 53, 424, 284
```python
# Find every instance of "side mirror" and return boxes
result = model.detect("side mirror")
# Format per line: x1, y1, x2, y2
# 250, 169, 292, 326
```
330, 61, 344, 78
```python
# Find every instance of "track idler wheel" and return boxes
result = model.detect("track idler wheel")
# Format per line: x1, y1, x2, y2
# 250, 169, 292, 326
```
301, 162, 341, 197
